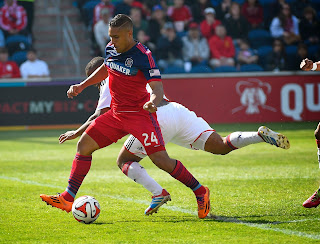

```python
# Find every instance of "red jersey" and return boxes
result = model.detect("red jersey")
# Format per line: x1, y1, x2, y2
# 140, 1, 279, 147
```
0, 0, 27, 31
104, 42, 161, 112
200, 19, 222, 40
93, 3, 114, 26
169, 5, 192, 22
209, 35, 235, 58
0, 61, 21, 78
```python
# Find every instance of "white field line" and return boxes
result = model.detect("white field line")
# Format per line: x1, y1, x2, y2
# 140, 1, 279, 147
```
1, 175, 320, 240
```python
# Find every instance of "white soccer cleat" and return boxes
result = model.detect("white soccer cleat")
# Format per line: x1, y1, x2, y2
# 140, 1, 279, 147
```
258, 126, 290, 149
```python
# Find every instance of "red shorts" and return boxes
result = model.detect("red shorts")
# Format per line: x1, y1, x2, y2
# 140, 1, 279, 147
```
85, 109, 165, 155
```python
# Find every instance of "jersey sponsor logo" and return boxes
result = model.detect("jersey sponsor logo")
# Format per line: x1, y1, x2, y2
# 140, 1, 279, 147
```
108, 61, 131, 75
105, 45, 120, 58
149, 69, 160, 77
125, 58, 133, 68
232, 78, 277, 115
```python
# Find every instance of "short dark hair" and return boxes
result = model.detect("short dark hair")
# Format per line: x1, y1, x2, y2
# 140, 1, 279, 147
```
109, 14, 133, 30
28, 48, 37, 54
85, 56, 105, 77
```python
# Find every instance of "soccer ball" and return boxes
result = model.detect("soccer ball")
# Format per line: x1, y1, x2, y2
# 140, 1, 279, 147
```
72, 196, 100, 224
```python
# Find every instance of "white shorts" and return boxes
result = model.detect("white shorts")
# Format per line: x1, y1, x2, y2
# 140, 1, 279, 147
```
124, 102, 215, 158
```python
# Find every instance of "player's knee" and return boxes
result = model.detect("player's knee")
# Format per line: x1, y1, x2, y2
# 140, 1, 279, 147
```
76, 135, 98, 156
149, 151, 175, 173
116, 157, 125, 170
205, 136, 232, 155
76, 140, 88, 155
315, 125, 320, 140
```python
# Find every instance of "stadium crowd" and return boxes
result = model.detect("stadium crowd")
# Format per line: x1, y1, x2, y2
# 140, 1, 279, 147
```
77, 0, 320, 74
0, 0, 50, 79
0, 0, 320, 78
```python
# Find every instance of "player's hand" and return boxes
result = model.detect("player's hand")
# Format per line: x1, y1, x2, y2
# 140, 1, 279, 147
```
67, 84, 83, 99
143, 101, 157, 113
59, 130, 78, 144
300, 58, 313, 71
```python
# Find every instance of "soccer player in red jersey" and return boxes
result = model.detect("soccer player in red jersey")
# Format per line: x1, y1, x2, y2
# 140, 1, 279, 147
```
40, 14, 210, 219
300, 58, 320, 208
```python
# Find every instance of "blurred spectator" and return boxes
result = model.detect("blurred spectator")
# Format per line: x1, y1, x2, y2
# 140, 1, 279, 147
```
132, 1, 151, 19
93, 0, 115, 26
17, 0, 34, 35
136, 29, 156, 53
299, 6, 320, 45
270, 0, 287, 17
0, 0, 28, 37
200, 7, 221, 40
20, 49, 50, 79
115, 0, 133, 16
0, 29, 5, 47
290, 0, 314, 20
215, 0, 232, 20
94, 8, 111, 56
241, 0, 263, 29
223, 2, 249, 45
0, 47, 20, 78
208, 24, 235, 68
182, 22, 209, 68
290, 42, 316, 70
236, 39, 258, 66
147, 5, 171, 45
189, 0, 214, 23
270, 4, 300, 45
265, 38, 288, 71
130, 7, 148, 39
156, 22, 184, 71
167, 0, 192, 32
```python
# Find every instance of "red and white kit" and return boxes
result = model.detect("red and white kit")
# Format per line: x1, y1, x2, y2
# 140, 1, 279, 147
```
86, 42, 165, 155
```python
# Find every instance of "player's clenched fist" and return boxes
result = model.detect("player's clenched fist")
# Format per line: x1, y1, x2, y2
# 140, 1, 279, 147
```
143, 101, 157, 113
67, 84, 83, 99
300, 58, 313, 71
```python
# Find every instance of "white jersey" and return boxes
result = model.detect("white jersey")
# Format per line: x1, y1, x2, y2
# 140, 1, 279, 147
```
95, 78, 214, 157
96, 78, 112, 111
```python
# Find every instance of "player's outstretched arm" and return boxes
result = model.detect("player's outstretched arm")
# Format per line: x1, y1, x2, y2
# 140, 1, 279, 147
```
67, 64, 109, 99
59, 107, 110, 144
300, 58, 320, 71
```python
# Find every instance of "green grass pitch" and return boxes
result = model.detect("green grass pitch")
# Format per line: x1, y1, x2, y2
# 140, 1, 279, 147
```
1, 122, 320, 243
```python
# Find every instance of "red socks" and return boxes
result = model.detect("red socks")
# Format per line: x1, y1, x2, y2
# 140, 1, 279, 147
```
170, 160, 206, 196
61, 153, 92, 202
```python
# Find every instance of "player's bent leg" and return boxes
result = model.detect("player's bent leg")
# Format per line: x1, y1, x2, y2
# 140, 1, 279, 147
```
40, 133, 101, 212
77, 132, 100, 156
148, 150, 176, 173
116, 145, 142, 169
149, 151, 211, 218
117, 146, 171, 215
258, 126, 290, 149
315, 122, 320, 140
204, 132, 233, 155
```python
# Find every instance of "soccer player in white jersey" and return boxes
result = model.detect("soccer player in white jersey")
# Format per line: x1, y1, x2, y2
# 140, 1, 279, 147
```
60, 56, 290, 215
300, 58, 320, 208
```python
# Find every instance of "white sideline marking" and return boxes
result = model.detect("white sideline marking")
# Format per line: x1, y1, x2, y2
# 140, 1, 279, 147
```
1, 175, 320, 240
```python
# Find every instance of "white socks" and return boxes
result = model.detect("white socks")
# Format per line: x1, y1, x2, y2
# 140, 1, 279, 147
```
227, 131, 264, 149
122, 161, 163, 196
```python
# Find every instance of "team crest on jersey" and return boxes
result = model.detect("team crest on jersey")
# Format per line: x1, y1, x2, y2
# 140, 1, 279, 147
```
125, 58, 133, 68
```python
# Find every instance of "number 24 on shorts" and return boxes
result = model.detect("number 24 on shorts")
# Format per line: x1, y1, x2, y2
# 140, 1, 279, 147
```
142, 132, 159, 146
